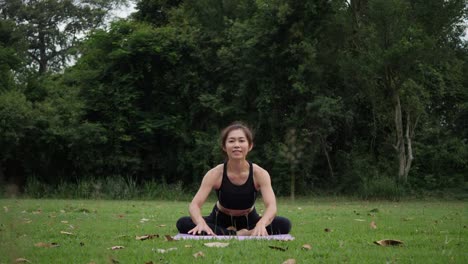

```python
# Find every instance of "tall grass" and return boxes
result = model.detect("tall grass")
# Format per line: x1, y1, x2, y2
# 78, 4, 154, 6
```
19, 176, 193, 201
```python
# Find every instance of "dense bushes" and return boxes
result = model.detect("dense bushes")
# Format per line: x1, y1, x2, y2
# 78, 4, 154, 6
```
0, 0, 466, 199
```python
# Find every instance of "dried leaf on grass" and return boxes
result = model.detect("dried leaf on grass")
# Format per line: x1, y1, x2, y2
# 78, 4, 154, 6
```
184, 244, 192, 248
302, 244, 312, 250
154, 247, 177, 253
354, 219, 365, 222
35, 242, 59, 248
268, 245, 288, 251
108, 246, 125, 250
136, 234, 159, 241
3, 206, 8, 212
370, 221, 377, 229
374, 239, 404, 246
164, 235, 174, 241
157, 224, 166, 227
193, 251, 205, 258
282, 259, 296, 264
204, 242, 229, 248
60, 231, 74, 235
14, 258, 31, 263
109, 257, 120, 263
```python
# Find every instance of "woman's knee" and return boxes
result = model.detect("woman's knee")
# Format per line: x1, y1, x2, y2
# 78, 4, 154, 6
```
176, 216, 193, 233
274, 216, 292, 234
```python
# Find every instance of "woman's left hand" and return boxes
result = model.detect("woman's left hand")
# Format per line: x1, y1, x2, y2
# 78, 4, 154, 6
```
251, 223, 268, 236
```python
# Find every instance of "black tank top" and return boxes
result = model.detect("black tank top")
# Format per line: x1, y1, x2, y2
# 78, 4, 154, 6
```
216, 161, 258, 210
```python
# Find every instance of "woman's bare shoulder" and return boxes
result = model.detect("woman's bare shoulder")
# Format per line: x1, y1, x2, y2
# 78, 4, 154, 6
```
252, 163, 270, 177
203, 164, 224, 179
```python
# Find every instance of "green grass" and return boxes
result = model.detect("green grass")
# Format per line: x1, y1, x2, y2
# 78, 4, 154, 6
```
0, 198, 466, 263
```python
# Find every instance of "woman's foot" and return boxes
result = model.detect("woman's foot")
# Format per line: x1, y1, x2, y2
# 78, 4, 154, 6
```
237, 229, 252, 236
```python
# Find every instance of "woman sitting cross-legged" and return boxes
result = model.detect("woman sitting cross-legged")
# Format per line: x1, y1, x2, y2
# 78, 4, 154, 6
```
176, 122, 291, 236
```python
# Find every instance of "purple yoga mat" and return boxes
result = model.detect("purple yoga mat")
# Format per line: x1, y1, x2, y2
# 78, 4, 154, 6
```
174, 233, 294, 241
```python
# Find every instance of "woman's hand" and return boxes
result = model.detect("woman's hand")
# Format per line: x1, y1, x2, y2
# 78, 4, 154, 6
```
251, 222, 268, 236
188, 221, 216, 236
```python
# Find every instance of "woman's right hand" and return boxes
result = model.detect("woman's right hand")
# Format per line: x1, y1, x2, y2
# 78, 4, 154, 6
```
188, 221, 216, 236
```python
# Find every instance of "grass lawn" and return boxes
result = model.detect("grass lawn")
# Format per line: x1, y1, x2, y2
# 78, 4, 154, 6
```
0, 198, 466, 263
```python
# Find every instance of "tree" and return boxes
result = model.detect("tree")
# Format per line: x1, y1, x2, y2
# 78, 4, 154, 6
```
0, 19, 24, 91
340, 0, 467, 183
0, 0, 127, 74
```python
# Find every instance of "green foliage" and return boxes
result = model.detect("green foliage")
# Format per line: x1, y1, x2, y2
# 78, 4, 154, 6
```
0, 0, 128, 74
0, 90, 33, 160
1, 0, 466, 197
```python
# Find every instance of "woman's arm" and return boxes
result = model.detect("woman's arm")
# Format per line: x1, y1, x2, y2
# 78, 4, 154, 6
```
187, 167, 220, 235
251, 166, 277, 236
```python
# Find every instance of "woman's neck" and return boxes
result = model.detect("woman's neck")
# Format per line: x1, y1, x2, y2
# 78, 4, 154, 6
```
227, 159, 248, 174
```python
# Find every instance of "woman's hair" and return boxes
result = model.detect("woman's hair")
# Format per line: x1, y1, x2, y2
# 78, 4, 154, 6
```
220, 121, 254, 148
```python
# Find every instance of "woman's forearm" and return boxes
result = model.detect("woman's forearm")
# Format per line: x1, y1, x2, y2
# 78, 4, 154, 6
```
189, 203, 205, 225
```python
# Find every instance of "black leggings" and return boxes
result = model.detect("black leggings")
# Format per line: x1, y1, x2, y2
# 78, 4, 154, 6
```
176, 205, 291, 235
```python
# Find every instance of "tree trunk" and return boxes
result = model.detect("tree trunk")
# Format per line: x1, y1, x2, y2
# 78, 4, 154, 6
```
38, 30, 48, 74
392, 91, 407, 183
403, 113, 414, 181
320, 136, 335, 182
392, 91, 417, 183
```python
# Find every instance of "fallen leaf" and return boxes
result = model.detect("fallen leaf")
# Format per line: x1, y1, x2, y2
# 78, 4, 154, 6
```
164, 235, 174, 241
268, 245, 288, 251
3, 206, 8, 212
14, 258, 31, 263
184, 244, 192, 248
370, 221, 377, 229
354, 219, 365, 222
35, 242, 59, 248
140, 218, 150, 223
204, 242, 229, 248
302, 244, 312, 250
108, 246, 125, 250
109, 257, 120, 263
283, 259, 296, 264
374, 239, 404, 246
193, 251, 205, 258
61, 221, 69, 224
157, 224, 166, 227
324, 228, 332, 232
154, 247, 177, 253
60, 231, 74, 235
136, 234, 159, 240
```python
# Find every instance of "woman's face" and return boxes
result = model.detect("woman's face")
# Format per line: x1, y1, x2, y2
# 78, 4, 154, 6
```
223, 129, 252, 160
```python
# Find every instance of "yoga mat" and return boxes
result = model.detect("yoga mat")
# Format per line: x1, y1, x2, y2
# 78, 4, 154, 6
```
174, 233, 294, 241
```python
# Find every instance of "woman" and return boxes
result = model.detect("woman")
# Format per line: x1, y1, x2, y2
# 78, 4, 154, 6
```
176, 122, 291, 236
